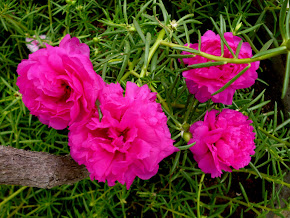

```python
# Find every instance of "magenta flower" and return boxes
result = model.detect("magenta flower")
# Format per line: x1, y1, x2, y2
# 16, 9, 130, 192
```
188, 109, 256, 178
17, 34, 105, 129
68, 82, 179, 189
181, 30, 259, 105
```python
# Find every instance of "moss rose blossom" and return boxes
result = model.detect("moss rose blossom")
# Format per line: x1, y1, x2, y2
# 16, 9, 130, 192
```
68, 82, 179, 189
16, 34, 105, 129
181, 30, 259, 105
188, 109, 256, 178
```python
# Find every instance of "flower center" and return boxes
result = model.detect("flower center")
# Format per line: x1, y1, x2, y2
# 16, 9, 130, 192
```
118, 128, 130, 142
60, 82, 71, 101
107, 127, 131, 152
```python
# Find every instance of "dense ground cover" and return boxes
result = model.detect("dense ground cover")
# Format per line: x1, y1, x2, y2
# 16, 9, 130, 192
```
0, 0, 289, 217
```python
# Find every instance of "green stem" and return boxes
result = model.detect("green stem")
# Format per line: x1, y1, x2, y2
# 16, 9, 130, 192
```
48, 0, 54, 34
130, 71, 141, 78
140, 29, 166, 77
137, 29, 171, 113
241, 33, 259, 54
160, 41, 288, 64
8, 187, 32, 218
159, 206, 191, 218
233, 169, 290, 188
121, 70, 141, 81
120, 59, 140, 81
258, 127, 290, 146
171, 103, 185, 108
183, 97, 197, 123
281, 52, 290, 98
197, 174, 205, 218
120, 59, 170, 113
200, 193, 260, 215
192, 198, 223, 218
150, 85, 170, 112
120, 71, 131, 81
0, 186, 27, 208
212, 63, 251, 96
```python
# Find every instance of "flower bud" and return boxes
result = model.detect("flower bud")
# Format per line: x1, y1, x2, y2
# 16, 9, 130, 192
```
235, 22, 243, 32
128, 25, 136, 32
76, 5, 83, 11
93, 37, 100, 43
182, 132, 192, 143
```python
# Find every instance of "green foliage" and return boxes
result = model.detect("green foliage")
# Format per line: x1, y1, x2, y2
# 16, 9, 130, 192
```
0, 0, 289, 217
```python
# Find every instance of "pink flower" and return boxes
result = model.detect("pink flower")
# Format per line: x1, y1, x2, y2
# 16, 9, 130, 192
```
68, 82, 179, 189
188, 109, 255, 178
17, 34, 105, 129
181, 30, 259, 105
26, 35, 47, 53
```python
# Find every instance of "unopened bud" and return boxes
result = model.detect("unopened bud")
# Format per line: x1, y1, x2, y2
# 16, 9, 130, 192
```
76, 5, 83, 11
182, 132, 192, 143
128, 25, 136, 32
235, 22, 243, 32
93, 37, 100, 43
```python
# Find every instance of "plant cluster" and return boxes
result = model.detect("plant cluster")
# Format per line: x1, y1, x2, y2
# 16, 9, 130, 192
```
0, 0, 289, 217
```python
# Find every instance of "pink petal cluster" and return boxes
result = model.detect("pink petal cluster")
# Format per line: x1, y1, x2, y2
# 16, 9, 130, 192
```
17, 35, 105, 129
182, 30, 259, 105
68, 82, 179, 189
26, 35, 47, 53
188, 109, 256, 178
